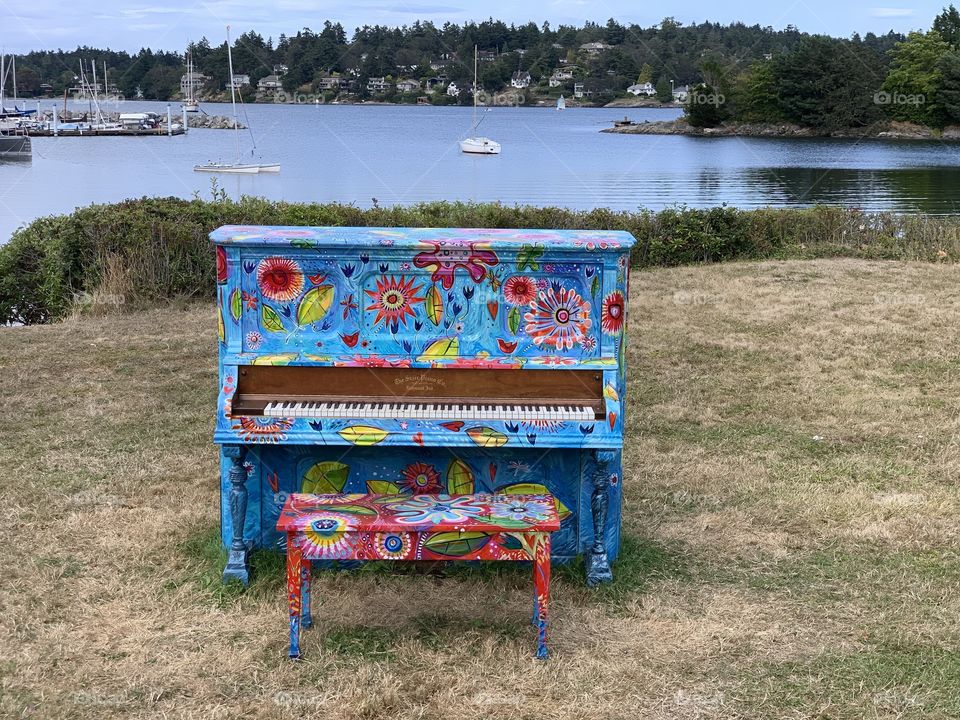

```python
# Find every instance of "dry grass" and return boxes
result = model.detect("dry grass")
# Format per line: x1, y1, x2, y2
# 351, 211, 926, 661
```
1, 259, 958, 719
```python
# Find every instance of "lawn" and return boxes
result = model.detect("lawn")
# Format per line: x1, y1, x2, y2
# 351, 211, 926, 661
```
1, 259, 957, 719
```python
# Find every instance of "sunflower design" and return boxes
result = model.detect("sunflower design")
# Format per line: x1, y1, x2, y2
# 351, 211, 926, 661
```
601, 291, 625, 335
232, 416, 294, 443
503, 275, 537, 305
256, 257, 304, 302
399, 462, 442, 494
524, 286, 592, 350
365, 275, 425, 329
373, 531, 416, 560
302, 514, 356, 559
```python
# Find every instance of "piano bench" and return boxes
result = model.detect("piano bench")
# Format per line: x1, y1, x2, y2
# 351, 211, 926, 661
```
277, 492, 561, 660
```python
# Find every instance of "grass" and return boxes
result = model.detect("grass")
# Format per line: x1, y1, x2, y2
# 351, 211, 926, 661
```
1, 258, 959, 718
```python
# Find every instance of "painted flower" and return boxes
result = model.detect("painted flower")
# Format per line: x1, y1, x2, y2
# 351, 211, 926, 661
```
524, 287, 592, 350
365, 275, 425, 329
386, 495, 486, 525
216, 246, 228, 283
490, 499, 551, 523
503, 275, 537, 305
523, 419, 567, 433
245, 330, 264, 350
256, 257, 304, 302
413, 242, 499, 289
302, 514, 356, 559
373, 531, 416, 560
232, 416, 294, 443
400, 462, 442, 494
601, 291, 625, 335
581, 335, 597, 352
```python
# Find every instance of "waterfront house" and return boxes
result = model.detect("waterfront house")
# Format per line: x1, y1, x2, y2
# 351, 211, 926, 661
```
446, 82, 461, 97
229, 74, 250, 89
511, 71, 532, 89
316, 75, 344, 91
627, 82, 656, 97
549, 67, 576, 87
180, 72, 208, 96
574, 83, 584, 98
366, 77, 392, 94
258, 75, 283, 91
672, 85, 690, 102
396, 79, 421, 93
425, 76, 447, 93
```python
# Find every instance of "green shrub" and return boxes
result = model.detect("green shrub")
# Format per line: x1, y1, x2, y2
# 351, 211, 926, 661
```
1, 197, 959, 325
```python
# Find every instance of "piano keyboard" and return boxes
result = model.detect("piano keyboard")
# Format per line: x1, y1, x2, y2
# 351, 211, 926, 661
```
262, 401, 597, 422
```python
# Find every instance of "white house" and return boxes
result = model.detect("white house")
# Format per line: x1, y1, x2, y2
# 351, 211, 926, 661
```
366, 77, 392, 94
580, 42, 612, 55
672, 85, 690, 102
229, 74, 250, 89
626, 82, 656, 97
257, 75, 283, 91
316, 75, 346, 91
573, 82, 584, 99
446, 82, 461, 97
549, 67, 575, 87
510, 71, 532, 89
396, 79, 421, 93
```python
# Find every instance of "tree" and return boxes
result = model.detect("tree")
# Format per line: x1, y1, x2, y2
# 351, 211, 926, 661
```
881, 31, 951, 126
734, 61, 782, 122
686, 83, 722, 126
655, 78, 672, 102
934, 4, 960, 48
938, 51, 960, 121
637, 63, 653, 84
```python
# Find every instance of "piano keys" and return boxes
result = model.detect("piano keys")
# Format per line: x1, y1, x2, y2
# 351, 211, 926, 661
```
212, 225, 636, 585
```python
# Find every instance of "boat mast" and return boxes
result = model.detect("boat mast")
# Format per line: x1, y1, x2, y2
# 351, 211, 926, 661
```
1, 51, 5, 112
472, 45, 478, 134
11, 54, 16, 106
226, 25, 241, 164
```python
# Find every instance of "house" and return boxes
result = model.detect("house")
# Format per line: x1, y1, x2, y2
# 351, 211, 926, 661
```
478, 50, 497, 62
672, 85, 690, 102
366, 77, 392, 94
429, 60, 448, 71
180, 71, 208, 96
510, 71, 532, 89
417, 95, 430, 105
580, 42, 613, 55
626, 82, 656, 97
573, 83, 584, 99
549, 67, 575, 87
273, 64, 288, 76
396, 79, 421, 93
229, 74, 250, 89
446, 82, 461, 97
425, 76, 447, 93
316, 75, 346, 91
257, 75, 283, 91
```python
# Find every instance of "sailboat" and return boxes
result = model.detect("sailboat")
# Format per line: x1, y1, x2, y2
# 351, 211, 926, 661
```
459, 46, 500, 155
194, 26, 279, 174
557, 95, 566, 110
183, 50, 200, 113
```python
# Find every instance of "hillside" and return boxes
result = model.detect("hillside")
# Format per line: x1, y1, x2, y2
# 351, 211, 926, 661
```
1, 259, 958, 719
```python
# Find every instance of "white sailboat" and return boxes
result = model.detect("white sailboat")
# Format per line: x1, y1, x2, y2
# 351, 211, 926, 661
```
557, 95, 566, 110
459, 46, 500, 155
194, 26, 279, 174
183, 50, 200, 113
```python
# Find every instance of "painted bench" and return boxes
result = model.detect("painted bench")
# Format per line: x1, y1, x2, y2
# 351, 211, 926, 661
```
277, 492, 561, 659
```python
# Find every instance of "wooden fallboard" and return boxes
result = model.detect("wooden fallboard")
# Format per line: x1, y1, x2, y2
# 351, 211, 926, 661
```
233, 365, 604, 414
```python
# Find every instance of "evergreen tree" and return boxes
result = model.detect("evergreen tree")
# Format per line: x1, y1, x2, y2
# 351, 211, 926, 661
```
938, 51, 960, 121
933, 4, 960, 48
881, 31, 951, 126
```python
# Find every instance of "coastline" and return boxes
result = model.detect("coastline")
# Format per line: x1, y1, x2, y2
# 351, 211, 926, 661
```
601, 118, 960, 141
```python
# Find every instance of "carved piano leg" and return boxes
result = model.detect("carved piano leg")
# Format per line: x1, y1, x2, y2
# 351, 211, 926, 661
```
585, 450, 615, 587
286, 534, 303, 659
533, 533, 551, 660
301, 560, 312, 629
222, 445, 251, 585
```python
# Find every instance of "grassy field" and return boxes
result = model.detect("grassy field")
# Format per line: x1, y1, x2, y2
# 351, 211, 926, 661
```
1, 258, 958, 719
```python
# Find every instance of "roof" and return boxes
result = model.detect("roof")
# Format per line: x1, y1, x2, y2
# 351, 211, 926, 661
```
210, 226, 637, 252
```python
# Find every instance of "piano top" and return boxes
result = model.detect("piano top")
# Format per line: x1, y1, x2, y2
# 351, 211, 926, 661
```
210, 225, 637, 252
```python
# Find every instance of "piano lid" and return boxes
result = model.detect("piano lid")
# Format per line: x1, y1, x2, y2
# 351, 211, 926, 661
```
209, 226, 637, 252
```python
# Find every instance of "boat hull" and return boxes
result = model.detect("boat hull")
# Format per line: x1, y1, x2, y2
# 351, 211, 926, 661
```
460, 137, 501, 155
194, 164, 261, 174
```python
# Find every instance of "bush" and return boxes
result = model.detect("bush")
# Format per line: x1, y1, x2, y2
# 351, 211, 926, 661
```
1, 197, 959, 324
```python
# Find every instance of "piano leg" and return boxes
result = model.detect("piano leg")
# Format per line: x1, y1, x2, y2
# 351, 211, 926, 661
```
301, 560, 312, 629
586, 450, 615, 587
533, 533, 551, 660
222, 445, 251, 585
286, 534, 303, 659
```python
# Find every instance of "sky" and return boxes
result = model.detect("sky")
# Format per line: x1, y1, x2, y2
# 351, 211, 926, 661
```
0, 1, 951, 53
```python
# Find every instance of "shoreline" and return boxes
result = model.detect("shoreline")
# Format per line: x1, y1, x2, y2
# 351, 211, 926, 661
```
602, 118, 960, 141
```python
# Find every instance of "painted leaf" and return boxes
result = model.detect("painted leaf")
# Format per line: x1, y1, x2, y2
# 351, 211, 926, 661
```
366, 480, 406, 495
302, 461, 350, 494
338, 425, 389, 446
499, 533, 524, 550
252, 353, 297, 365
424, 531, 491, 557
466, 426, 509, 448
603, 383, 620, 403
217, 304, 225, 344
229, 287, 242, 322
500, 482, 572, 520
446, 459, 475, 494
418, 337, 459, 362
261, 304, 285, 333
322, 503, 376, 515
297, 285, 334, 326
507, 306, 521, 335
425, 285, 444, 326
591, 275, 600, 297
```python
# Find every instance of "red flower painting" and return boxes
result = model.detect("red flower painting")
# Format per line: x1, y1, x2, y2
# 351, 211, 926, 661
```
256, 257, 304, 302
365, 275, 425, 328
216, 246, 228, 283
400, 462, 442, 494
524, 286, 592, 350
601, 291, 625, 335
503, 275, 537, 305
413, 242, 498, 289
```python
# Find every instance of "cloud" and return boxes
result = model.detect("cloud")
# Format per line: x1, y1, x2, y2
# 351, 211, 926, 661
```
870, 8, 915, 18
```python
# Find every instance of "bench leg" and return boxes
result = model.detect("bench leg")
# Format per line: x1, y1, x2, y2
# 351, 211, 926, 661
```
286, 537, 303, 659
301, 559, 312, 629
533, 533, 551, 660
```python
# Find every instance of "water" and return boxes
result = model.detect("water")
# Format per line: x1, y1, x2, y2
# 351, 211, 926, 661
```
2, 100, 960, 244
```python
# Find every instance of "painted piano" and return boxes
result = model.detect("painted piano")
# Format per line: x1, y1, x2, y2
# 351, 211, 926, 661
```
211, 225, 635, 585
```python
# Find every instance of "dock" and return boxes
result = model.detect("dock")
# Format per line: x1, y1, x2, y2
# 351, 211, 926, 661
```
22, 126, 185, 137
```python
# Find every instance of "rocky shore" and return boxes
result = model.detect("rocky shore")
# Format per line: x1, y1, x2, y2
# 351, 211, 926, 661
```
602, 118, 960, 141
187, 114, 246, 130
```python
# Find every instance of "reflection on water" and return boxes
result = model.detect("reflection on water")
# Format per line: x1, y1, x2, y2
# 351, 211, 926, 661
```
1, 102, 959, 243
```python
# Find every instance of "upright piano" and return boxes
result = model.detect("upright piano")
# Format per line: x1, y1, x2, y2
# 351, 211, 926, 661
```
212, 225, 635, 586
